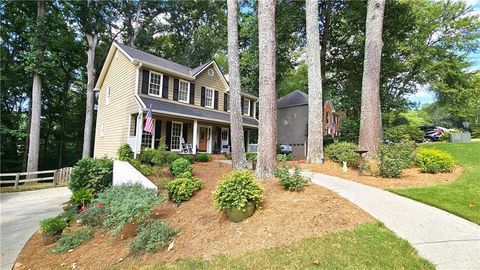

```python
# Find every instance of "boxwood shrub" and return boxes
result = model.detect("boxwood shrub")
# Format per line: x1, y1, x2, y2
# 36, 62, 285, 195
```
213, 170, 264, 211
169, 158, 193, 178
324, 142, 360, 167
195, 153, 211, 162
118, 144, 133, 161
415, 148, 455, 173
379, 141, 415, 178
69, 157, 113, 194
165, 177, 203, 203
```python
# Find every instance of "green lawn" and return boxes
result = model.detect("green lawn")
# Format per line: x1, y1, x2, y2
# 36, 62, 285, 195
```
391, 142, 480, 224
143, 222, 433, 270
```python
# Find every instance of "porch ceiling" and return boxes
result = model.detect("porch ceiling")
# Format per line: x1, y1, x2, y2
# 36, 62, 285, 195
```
138, 96, 258, 127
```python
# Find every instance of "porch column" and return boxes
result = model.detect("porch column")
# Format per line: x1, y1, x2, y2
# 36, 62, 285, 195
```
192, 120, 198, 154
247, 129, 250, 151
134, 110, 143, 158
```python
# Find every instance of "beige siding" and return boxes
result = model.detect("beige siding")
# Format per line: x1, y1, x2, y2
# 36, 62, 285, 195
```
94, 49, 138, 158
194, 66, 227, 109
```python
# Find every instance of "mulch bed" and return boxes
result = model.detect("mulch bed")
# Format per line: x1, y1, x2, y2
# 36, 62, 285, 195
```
14, 161, 373, 270
289, 160, 463, 190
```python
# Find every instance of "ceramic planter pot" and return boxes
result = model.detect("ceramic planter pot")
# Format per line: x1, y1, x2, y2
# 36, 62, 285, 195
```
226, 201, 256, 223
41, 231, 60, 245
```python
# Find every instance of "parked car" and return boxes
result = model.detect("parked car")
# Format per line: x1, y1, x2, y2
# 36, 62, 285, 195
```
419, 125, 444, 142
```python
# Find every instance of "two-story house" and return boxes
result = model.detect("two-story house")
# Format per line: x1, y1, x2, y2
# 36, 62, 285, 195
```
93, 42, 258, 158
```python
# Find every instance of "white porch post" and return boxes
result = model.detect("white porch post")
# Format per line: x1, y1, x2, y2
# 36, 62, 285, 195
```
247, 129, 250, 151
192, 120, 198, 154
134, 110, 143, 158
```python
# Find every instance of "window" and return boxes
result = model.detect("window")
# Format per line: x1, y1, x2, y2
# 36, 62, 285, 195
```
326, 112, 330, 124
243, 99, 250, 115
105, 86, 110, 105
148, 72, 162, 96
208, 69, 214, 76
221, 128, 229, 145
178, 80, 190, 103
205, 87, 214, 108
171, 122, 183, 151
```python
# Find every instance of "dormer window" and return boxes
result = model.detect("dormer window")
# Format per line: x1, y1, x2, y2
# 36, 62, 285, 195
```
148, 71, 163, 96
178, 79, 190, 103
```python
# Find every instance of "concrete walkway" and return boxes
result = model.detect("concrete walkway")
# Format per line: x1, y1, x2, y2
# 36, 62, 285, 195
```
0, 187, 71, 270
301, 171, 480, 270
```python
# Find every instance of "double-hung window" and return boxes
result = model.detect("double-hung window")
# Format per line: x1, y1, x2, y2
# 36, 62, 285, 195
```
178, 80, 190, 103
149, 72, 162, 96
221, 128, 229, 145
171, 122, 183, 151
205, 87, 214, 108
243, 99, 250, 115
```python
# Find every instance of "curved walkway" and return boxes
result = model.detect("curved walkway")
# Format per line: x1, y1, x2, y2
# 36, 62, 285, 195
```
0, 187, 71, 270
301, 171, 480, 270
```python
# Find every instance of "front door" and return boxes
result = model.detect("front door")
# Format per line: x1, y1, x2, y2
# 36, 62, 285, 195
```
199, 127, 208, 152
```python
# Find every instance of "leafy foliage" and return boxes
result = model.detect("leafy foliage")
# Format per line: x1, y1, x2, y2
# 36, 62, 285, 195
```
129, 220, 177, 255
384, 125, 424, 143
69, 157, 113, 194
275, 164, 309, 191
68, 188, 93, 209
169, 158, 193, 178
51, 227, 94, 253
245, 152, 257, 161
118, 144, 133, 161
324, 142, 360, 167
165, 177, 203, 203
415, 148, 455, 173
127, 158, 156, 177
166, 153, 181, 164
40, 217, 67, 234
140, 146, 166, 166
78, 203, 106, 227
379, 142, 416, 178
276, 154, 292, 162
213, 170, 264, 212
195, 153, 210, 162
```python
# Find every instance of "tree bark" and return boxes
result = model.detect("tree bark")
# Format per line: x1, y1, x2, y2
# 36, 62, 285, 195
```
359, 0, 385, 159
306, 0, 324, 163
320, 0, 331, 84
227, 0, 248, 170
82, 32, 98, 158
27, 0, 46, 174
255, 0, 277, 179
130, 0, 144, 48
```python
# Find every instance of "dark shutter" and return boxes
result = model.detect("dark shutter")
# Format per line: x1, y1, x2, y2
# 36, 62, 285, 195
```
224, 93, 228, 111
241, 97, 245, 114
182, 123, 188, 142
154, 120, 162, 149
228, 128, 231, 147
142, 70, 149, 95
165, 121, 172, 151
201, 87, 206, 107
162, 75, 169, 98
173, 79, 179, 101
250, 100, 254, 117
216, 127, 221, 153
214, 90, 219, 110
189, 83, 195, 104
244, 130, 248, 150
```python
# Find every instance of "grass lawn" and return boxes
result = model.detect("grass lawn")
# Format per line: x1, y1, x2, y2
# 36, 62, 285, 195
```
0, 182, 61, 193
144, 222, 433, 270
391, 142, 480, 224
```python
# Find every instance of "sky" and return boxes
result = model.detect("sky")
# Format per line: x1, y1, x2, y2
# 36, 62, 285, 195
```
407, 0, 480, 106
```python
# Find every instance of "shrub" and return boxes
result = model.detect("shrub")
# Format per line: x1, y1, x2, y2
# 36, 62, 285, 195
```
118, 144, 133, 161
127, 159, 156, 176
166, 153, 181, 164
129, 220, 177, 255
82, 184, 163, 234
51, 227, 94, 253
78, 203, 106, 227
276, 164, 309, 191
245, 152, 257, 161
379, 142, 416, 178
415, 148, 455, 173
384, 125, 424, 143
213, 170, 264, 211
196, 153, 210, 162
276, 153, 292, 162
180, 154, 195, 163
169, 158, 193, 178
324, 142, 360, 167
69, 157, 113, 194
68, 188, 93, 209
323, 136, 335, 146
40, 217, 67, 234
165, 177, 203, 203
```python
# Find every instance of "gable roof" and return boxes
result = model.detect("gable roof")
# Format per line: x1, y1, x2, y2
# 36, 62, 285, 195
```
277, 90, 309, 109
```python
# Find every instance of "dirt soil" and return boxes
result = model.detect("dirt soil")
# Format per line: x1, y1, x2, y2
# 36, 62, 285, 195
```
14, 161, 373, 270
289, 160, 463, 189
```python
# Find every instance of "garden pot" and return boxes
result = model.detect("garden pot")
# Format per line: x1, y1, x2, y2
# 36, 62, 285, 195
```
226, 201, 256, 223
252, 160, 257, 170
41, 231, 60, 245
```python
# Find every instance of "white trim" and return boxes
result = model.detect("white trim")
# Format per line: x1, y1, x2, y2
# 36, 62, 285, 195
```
192, 120, 198, 154
221, 127, 229, 145
134, 63, 143, 95
178, 79, 190, 104
114, 42, 134, 62
170, 121, 183, 151
148, 70, 163, 97
204, 87, 215, 109
243, 99, 251, 116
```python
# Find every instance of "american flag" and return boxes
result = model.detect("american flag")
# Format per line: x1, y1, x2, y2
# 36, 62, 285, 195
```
144, 106, 155, 134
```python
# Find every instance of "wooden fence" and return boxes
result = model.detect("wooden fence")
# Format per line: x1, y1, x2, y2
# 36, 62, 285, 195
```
0, 167, 72, 190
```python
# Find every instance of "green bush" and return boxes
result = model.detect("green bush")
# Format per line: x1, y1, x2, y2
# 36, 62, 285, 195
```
127, 159, 156, 176
379, 142, 416, 178
195, 153, 211, 162
118, 144, 133, 161
164, 177, 203, 203
51, 227, 94, 253
140, 144, 167, 166
169, 158, 193, 178
276, 164, 309, 191
339, 118, 360, 143
82, 184, 163, 234
323, 136, 335, 146
180, 154, 195, 163
276, 154, 292, 162
213, 170, 264, 212
68, 188, 93, 209
166, 153, 181, 164
245, 152, 257, 161
324, 142, 360, 167
69, 157, 113, 194
40, 217, 67, 234
415, 148, 455, 173
384, 125, 424, 143
129, 220, 177, 255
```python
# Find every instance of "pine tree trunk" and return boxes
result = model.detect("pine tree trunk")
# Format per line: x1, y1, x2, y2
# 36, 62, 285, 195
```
130, 0, 144, 48
255, 0, 277, 179
320, 0, 331, 84
27, 0, 46, 175
82, 32, 98, 158
306, 0, 324, 163
359, 0, 385, 159
227, 0, 247, 170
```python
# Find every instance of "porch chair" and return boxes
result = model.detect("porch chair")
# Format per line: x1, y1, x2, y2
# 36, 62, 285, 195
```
180, 138, 193, 154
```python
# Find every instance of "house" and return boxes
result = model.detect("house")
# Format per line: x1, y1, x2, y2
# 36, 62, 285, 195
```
93, 42, 258, 158
277, 90, 343, 157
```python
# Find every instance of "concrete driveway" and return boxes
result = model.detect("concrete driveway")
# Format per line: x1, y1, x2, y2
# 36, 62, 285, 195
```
0, 187, 71, 270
